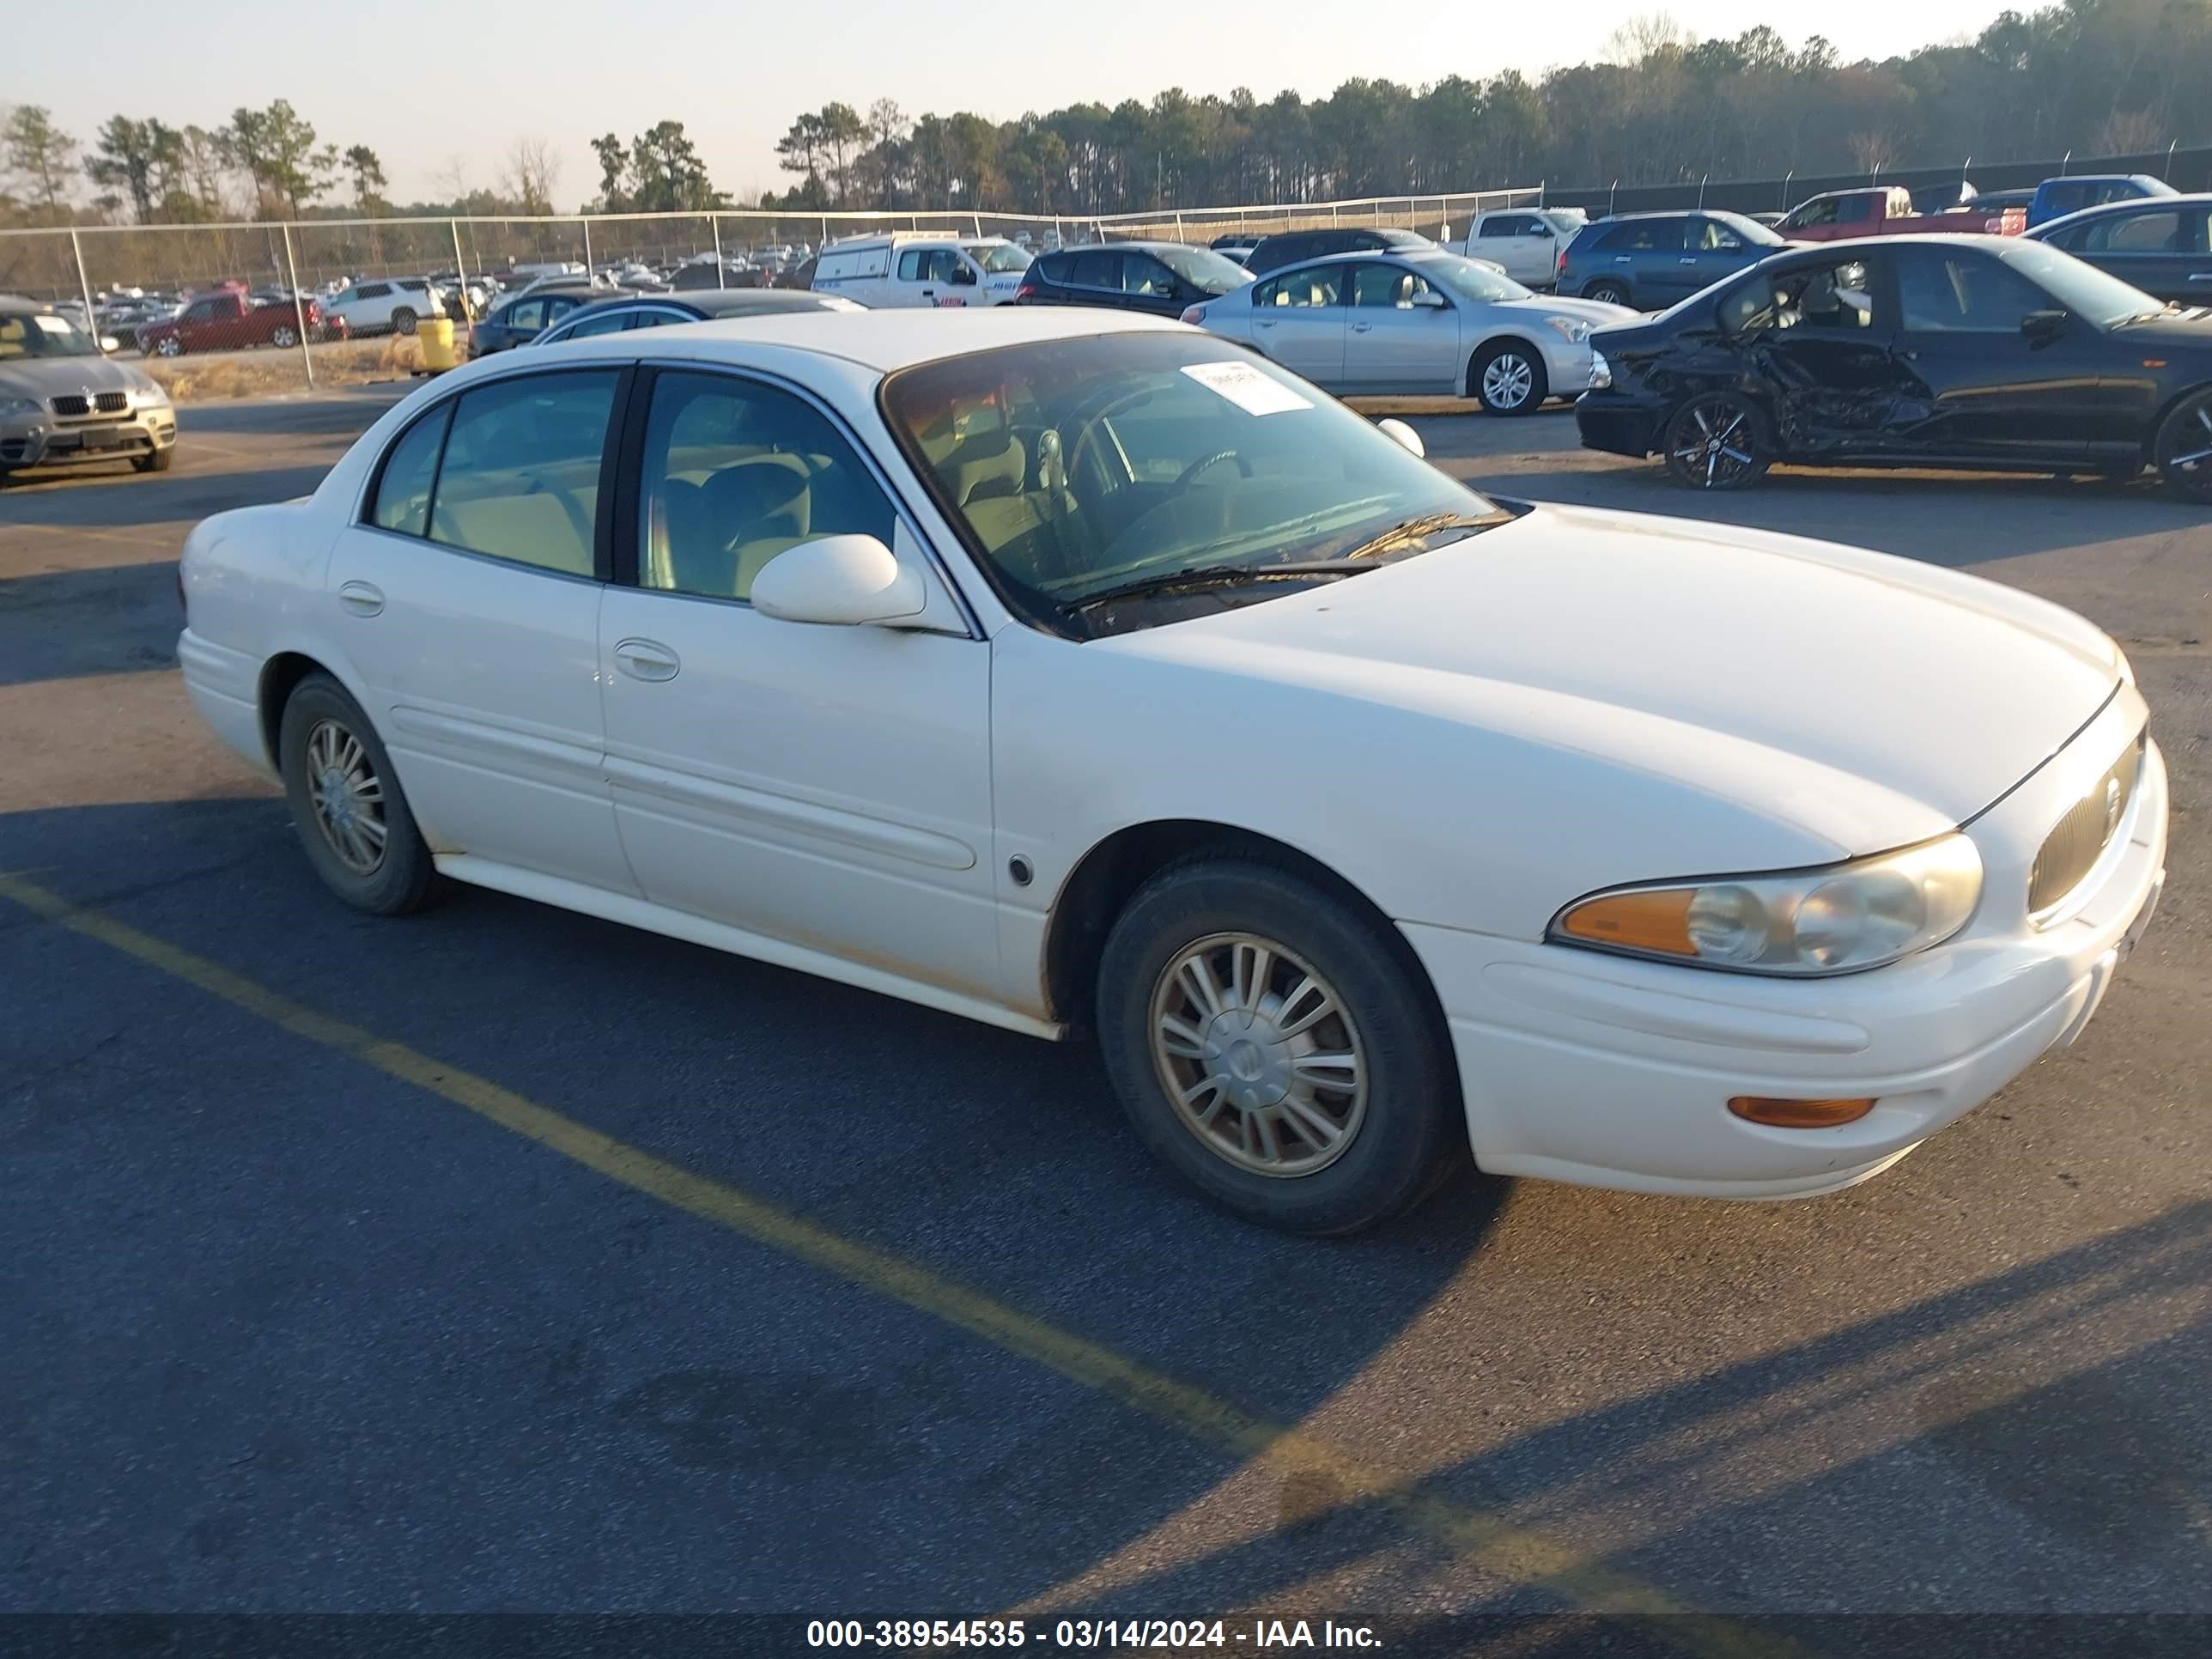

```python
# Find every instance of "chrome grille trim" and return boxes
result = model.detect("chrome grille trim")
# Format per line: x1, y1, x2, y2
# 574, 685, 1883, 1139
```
50, 394, 88, 417
46, 392, 128, 420
2029, 729, 2145, 915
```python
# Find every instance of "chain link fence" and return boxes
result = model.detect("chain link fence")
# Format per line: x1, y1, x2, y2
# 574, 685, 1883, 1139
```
0, 183, 1529, 401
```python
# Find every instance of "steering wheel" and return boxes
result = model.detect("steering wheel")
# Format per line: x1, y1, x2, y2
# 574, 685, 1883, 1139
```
1174, 450, 1254, 489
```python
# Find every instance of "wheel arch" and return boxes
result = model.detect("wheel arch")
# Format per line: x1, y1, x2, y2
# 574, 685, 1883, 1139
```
256, 650, 336, 772
1465, 331, 1551, 399
2149, 379, 2212, 452
1041, 818, 1444, 1038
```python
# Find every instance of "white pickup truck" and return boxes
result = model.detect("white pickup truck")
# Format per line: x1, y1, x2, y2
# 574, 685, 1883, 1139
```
1462, 208, 1589, 289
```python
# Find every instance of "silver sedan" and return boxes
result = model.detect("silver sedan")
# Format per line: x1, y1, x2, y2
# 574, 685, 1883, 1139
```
1184, 248, 1634, 414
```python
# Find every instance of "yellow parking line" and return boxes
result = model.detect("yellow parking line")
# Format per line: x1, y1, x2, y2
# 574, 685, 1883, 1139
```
0, 870, 1796, 1659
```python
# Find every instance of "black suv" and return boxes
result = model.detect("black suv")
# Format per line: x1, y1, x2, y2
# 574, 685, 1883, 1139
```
1243, 227, 1434, 276
1014, 241, 1252, 316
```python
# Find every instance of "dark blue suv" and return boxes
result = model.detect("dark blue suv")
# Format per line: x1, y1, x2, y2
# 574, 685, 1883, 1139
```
1557, 211, 1787, 311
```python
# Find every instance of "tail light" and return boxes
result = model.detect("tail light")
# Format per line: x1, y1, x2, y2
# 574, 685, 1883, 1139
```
1179, 305, 1205, 325
1557, 245, 1569, 278
1013, 283, 1036, 302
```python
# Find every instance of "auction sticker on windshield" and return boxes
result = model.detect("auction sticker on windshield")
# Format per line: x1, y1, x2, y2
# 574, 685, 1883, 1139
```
1182, 361, 1313, 416
32, 315, 74, 334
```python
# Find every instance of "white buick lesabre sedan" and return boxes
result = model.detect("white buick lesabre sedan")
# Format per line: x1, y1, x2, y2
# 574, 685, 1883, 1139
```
178, 309, 2167, 1235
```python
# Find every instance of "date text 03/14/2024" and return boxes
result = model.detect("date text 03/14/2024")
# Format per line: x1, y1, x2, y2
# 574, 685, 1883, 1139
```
805, 1620, 1383, 1649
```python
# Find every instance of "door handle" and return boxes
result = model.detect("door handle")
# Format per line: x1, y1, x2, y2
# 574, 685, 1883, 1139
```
612, 638, 680, 683
337, 580, 384, 617
1679, 258, 1699, 265
1351, 322, 1373, 333
1614, 256, 1632, 264
1255, 319, 1277, 329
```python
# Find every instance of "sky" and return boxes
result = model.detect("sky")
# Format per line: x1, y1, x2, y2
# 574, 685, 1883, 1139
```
14, 0, 2009, 207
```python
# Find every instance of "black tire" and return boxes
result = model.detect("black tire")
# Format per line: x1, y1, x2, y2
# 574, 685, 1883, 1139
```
1471, 338, 1549, 416
391, 307, 418, 337
154, 335, 183, 357
2154, 389, 2212, 503
277, 673, 437, 915
132, 447, 173, 474
270, 324, 299, 349
1583, 278, 1632, 307
1662, 391, 1772, 490
1095, 858, 1465, 1236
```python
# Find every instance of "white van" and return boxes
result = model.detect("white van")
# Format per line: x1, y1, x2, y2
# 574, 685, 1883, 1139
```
811, 233, 1033, 308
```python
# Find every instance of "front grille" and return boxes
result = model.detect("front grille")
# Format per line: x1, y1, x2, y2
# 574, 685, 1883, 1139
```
47, 392, 127, 419
2029, 729, 2146, 914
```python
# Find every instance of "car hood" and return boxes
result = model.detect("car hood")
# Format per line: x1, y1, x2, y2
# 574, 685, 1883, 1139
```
1498, 295, 1638, 327
2119, 306, 2212, 348
0, 353, 155, 397
1096, 503, 2120, 853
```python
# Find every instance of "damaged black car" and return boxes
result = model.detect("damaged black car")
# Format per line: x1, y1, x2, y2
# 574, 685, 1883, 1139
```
1575, 234, 2212, 502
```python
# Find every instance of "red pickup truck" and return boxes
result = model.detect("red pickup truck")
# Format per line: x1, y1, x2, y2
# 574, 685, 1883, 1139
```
137, 290, 345, 357
1775, 186, 2027, 242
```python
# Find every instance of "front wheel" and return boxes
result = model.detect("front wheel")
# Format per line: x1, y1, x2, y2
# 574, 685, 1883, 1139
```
1474, 340, 1548, 416
2154, 390, 2212, 503
278, 674, 437, 915
132, 448, 173, 474
1662, 392, 1771, 490
1096, 859, 1464, 1235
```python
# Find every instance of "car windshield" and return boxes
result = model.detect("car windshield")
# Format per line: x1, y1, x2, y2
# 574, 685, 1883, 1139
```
965, 242, 1032, 274
0, 310, 100, 360
1540, 210, 1589, 235
1420, 255, 1534, 303
1717, 211, 1789, 247
1147, 243, 1255, 293
1999, 239, 2165, 327
882, 331, 1500, 637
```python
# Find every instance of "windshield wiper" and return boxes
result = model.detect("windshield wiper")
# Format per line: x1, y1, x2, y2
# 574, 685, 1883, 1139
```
1334, 509, 1512, 562
1065, 561, 1381, 614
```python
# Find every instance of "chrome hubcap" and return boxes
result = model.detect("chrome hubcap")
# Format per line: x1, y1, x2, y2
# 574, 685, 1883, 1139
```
1673, 403, 1754, 486
2169, 405, 2212, 473
1149, 933, 1368, 1178
305, 718, 386, 875
1483, 354, 1534, 408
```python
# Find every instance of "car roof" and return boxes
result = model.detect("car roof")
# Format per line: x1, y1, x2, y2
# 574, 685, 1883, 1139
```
562, 289, 844, 320
551, 307, 1184, 374
0, 295, 52, 316
2029, 191, 2212, 233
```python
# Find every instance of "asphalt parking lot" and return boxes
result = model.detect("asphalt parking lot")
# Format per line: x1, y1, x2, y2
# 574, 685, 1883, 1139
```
3, 391, 2209, 1650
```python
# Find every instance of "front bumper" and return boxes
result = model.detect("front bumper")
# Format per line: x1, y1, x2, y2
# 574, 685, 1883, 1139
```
1575, 389, 1666, 458
1403, 697, 2167, 1200
0, 404, 175, 469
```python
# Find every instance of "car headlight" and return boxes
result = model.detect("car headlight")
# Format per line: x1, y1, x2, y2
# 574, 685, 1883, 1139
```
0, 395, 42, 420
1543, 315, 1595, 343
1550, 834, 1984, 976
128, 383, 169, 408
1587, 349, 1611, 391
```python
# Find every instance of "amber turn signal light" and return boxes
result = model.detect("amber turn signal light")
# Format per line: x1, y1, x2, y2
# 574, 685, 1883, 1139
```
1728, 1096, 1875, 1128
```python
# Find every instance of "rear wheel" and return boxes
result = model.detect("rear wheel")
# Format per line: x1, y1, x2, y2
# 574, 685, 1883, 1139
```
1583, 278, 1632, 307
1473, 340, 1548, 416
277, 674, 437, 915
391, 307, 419, 336
154, 335, 182, 357
1096, 859, 1464, 1235
1662, 392, 1771, 490
2154, 390, 2212, 503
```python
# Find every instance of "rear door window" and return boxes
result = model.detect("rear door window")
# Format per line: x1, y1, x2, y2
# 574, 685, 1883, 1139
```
1069, 250, 1122, 289
426, 370, 619, 575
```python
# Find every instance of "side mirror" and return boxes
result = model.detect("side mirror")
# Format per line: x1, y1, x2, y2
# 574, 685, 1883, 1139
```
1410, 290, 1448, 309
750, 535, 926, 627
2021, 308, 2068, 344
1533, 224, 1555, 239
99, 334, 122, 353
1376, 417, 1425, 459
950, 265, 978, 287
